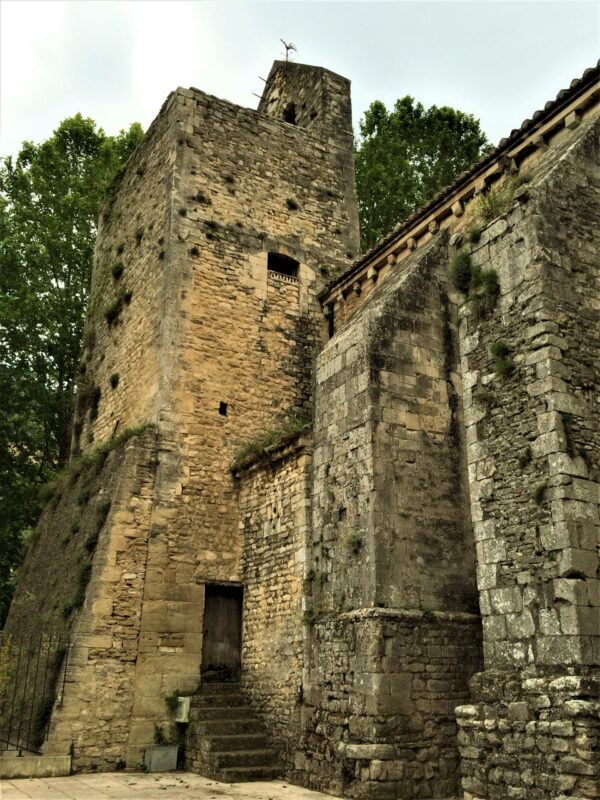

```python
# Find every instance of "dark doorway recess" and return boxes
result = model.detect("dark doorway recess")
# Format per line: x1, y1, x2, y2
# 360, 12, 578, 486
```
201, 583, 243, 681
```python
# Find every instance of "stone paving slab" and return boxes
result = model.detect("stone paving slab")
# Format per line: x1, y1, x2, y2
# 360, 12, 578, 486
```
0, 772, 340, 800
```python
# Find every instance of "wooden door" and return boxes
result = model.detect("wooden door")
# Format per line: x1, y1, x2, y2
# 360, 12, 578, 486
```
201, 584, 243, 679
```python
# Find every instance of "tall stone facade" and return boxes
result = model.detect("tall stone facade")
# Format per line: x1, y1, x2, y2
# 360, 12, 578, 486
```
3, 58, 599, 800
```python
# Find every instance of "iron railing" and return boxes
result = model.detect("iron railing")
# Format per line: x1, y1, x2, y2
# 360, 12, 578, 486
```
0, 632, 70, 755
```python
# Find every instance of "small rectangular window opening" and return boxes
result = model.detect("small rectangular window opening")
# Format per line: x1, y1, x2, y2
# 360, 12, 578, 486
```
219, 402, 228, 416
327, 309, 335, 339
268, 252, 299, 279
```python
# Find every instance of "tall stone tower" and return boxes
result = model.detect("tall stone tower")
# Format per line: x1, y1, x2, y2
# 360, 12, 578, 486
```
4, 61, 359, 770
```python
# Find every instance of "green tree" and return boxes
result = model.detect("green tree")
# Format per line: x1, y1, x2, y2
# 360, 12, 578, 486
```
0, 114, 143, 624
355, 98, 491, 251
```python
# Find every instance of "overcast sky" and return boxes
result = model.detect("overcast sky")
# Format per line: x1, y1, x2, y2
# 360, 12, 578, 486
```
1, 0, 598, 157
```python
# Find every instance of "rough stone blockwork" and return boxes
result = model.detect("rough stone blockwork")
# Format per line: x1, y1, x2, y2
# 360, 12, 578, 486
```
234, 437, 312, 770
298, 239, 482, 798
456, 113, 600, 799
299, 610, 482, 800
3, 429, 159, 771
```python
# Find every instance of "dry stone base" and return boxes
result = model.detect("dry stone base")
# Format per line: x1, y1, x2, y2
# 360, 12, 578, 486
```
456, 668, 600, 800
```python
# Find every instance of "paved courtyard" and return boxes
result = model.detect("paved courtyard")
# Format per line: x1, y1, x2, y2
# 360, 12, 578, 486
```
0, 773, 338, 800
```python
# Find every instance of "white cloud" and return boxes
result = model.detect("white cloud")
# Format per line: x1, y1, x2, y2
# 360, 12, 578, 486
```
0, 0, 598, 156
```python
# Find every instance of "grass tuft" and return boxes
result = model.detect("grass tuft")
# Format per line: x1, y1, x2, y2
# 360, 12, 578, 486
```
233, 418, 311, 467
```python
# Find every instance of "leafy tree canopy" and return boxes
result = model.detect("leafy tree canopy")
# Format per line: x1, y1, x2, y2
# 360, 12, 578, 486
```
355, 97, 491, 251
0, 114, 143, 624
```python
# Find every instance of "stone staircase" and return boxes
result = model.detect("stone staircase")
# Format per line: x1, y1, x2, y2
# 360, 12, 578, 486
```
184, 682, 281, 782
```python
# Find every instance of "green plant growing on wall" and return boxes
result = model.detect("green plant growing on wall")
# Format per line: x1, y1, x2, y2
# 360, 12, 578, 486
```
164, 689, 180, 715
233, 418, 311, 466
153, 723, 169, 745
104, 288, 132, 327
489, 340, 515, 377
518, 446, 533, 469
302, 610, 317, 627
449, 250, 472, 294
466, 223, 482, 244
422, 608, 437, 622
0, 636, 13, 705
561, 412, 577, 458
475, 173, 532, 225
286, 198, 299, 211
450, 250, 499, 315
110, 373, 120, 389
345, 531, 363, 555
473, 384, 494, 409
470, 264, 500, 313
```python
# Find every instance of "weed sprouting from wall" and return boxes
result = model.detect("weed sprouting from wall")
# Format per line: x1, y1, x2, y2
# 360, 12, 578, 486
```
40, 424, 152, 503
301, 610, 316, 627
475, 173, 532, 225
450, 250, 499, 314
286, 198, 299, 211
104, 289, 132, 327
345, 531, 363, 555
450, 250, 472, 294
489, 340, 515, 377
467, 224, 482, 244
518, 446, 533, 469
90, 386, 102, 421
164, 690, 180, 715
232, 418, 311, 467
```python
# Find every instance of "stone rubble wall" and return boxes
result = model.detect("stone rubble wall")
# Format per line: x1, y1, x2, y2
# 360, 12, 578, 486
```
235, 437, 312, 768
457, 670, 599, 800
297, 610, 482, 800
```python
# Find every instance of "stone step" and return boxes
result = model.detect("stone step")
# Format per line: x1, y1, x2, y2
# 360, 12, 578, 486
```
191, 693, 246, 708
189, 705, 254, 721
200, 733, 268, 752
209, 748, 277, 769
206, 765, 282, 783
199, 681, 242, 694
192, 718, 264, 735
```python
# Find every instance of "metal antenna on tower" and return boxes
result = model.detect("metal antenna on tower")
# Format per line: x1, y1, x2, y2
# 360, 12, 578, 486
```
280, 39, 297, 62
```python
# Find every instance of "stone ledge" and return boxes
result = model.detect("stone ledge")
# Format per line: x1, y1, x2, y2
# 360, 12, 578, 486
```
231, 433, 311, 475
335, 607, 481, 625
0, 755, 71, 779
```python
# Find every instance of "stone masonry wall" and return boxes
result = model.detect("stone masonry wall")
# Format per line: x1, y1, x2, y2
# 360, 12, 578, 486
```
234, 436, 312, 769
300, 237, 482, 798
309, 236, 476, 618
122, 65, 360, 763
456, 114, 600, 672
298, 610, 482, 799
455, 113, 600, 798
4, 429, 158, 771
74, 97, 176, 451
